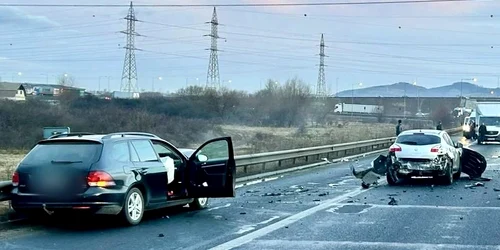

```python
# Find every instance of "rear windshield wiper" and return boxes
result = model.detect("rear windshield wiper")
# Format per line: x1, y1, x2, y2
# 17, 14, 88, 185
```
51, 160, 83, 164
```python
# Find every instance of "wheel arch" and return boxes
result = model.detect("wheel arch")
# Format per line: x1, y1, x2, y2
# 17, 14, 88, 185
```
128, 182, 148, 206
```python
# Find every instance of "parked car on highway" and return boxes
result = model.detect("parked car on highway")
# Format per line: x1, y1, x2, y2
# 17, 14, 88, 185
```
387, 129, 463, 185
10, 132, 236, 226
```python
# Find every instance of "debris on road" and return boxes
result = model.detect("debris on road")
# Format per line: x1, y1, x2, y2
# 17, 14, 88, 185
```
318, 192, 329, 197
388, 197, 398, 206
493, 188, 500, 192
240, 212, 246, 215
158, 234, 165, 237
465, 182, 485, 189
262, 192, 281, 197
246, 190, 260, 194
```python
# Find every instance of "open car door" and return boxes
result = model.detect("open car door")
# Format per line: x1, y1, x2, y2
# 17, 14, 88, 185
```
187, 137, 236, 198
461, 148, 487, 178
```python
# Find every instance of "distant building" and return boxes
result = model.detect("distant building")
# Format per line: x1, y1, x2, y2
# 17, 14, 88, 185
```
0, 82, 26, 101
23, 83, 85, 97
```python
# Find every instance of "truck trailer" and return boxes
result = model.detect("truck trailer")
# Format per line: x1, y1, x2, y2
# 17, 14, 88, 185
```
334, 103, 384, 114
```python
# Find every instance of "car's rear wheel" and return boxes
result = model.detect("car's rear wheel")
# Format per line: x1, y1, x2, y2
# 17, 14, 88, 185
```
189, 197, 208, 210
387, 163, 404, 186
120, 187, 144, 226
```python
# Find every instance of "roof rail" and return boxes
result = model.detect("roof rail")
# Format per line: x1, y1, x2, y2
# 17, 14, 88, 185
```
102, 132, 160, 140
48, 132, 95, 139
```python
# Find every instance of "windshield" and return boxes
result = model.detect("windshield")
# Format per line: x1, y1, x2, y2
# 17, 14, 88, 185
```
22, 142, 102, 165
480, 117, 500, 126
396, 134, 441, 145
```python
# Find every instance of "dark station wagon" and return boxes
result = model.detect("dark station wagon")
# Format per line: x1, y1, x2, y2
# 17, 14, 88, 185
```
10, 132, 236, 225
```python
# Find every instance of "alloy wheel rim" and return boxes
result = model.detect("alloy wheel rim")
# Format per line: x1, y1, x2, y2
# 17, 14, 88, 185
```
128, 192, 143, 221
198, 198, 207, 206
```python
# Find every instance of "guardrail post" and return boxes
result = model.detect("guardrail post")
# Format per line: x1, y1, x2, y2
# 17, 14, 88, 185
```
262, 162, 266, 172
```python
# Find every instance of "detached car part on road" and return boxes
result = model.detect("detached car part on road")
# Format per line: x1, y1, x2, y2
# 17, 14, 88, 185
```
353, 129, 487, 187
9, 132, 236, 226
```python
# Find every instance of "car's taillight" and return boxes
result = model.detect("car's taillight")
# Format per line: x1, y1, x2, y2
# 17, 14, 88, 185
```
12, 171, 19, 187
87, 171, 115, 187
430, 146, 441, 153
389, 145, 402, 152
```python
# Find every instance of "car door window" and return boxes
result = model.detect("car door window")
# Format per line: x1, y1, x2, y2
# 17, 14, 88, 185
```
151, 141, 184, 167
130, 140, 158, 162
110, 141, 130, 162
442, 133, 454, 146
196, 140, 229, 161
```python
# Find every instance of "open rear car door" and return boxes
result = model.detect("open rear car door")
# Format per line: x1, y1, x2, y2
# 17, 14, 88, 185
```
187, 137, 236, 198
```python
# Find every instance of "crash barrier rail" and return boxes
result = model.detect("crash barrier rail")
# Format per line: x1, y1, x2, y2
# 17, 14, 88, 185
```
235, 127, 462, 177
0, 127, 461, 202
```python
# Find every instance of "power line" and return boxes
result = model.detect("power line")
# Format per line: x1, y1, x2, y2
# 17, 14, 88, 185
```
0, 0, 478, 8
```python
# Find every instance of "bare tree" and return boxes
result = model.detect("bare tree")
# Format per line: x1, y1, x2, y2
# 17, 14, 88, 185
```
57, 74, 75, 87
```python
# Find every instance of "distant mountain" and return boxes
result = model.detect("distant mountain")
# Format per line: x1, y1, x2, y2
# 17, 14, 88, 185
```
336, 82, 499, 98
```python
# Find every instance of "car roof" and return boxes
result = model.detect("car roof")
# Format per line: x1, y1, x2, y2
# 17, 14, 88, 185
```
399, 129, 443, 136
42, 132, 166, 144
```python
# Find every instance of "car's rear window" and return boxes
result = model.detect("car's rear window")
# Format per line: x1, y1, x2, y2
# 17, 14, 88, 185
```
21, 141, 103, 165
396, 134, 441, 145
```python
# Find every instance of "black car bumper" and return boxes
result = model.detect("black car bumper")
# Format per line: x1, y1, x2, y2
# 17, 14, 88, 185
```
10, 187, 127, 215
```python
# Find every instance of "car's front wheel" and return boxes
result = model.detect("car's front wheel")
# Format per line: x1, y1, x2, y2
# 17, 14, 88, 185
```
189, 197, 209, 210
120, 187, 144, 226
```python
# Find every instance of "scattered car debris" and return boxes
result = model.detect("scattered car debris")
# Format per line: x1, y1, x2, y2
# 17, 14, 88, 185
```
313, 199, 321, 202
388, 197, 398, 206
246, 190, 260, 194
240, 212, 246, 215
262, 192, 281, 197
318, 192, 329, 197
465, 182, 485, 189
158, 234, 165, 237
493, 188, 500, 192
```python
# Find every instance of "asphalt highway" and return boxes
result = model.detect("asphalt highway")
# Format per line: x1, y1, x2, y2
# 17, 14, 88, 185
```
2, 136, 500, 250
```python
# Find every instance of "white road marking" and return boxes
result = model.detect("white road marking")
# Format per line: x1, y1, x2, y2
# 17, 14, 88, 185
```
246, 240, 500, 249
209, 185, 375, 250
208, 203, 231, 211
235, 216, 281, 235
236, 176, 282, 189
335, 203, 500, 211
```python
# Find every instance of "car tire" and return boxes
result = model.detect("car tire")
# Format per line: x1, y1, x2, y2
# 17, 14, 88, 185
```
386, 162, 405, 186
189, 197, 209, 210
440, 161, 454, 186
120, 187, 145, 226
453, 159, 462, 180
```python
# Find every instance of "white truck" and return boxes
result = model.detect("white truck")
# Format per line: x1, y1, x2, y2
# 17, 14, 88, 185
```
112, 91, 140, 99
334, 103, 383, 114
475, 102, 500, 143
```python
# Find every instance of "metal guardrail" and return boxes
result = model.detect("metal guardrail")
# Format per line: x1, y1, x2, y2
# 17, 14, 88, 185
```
235, 127, 462, 176
0, 127, 461, 201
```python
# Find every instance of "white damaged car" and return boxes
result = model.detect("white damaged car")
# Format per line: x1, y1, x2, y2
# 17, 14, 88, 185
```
387, 129, 463, 185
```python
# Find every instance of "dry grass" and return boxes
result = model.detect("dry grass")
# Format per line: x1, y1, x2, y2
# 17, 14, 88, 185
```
0, 123, 396, 180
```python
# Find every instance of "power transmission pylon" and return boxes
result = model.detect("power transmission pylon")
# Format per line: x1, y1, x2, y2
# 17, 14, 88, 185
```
120, 1, 141, 92
316, 34, 327, 98
205, 7, 222, 89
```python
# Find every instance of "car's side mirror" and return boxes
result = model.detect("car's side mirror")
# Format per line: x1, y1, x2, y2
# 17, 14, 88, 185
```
197, 154, 208, 162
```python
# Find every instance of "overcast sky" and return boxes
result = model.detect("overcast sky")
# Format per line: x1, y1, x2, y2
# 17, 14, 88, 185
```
1, 0, 500, 93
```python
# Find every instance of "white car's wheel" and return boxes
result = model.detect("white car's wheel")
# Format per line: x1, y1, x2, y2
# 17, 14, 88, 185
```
120, 187, 144, 226
189, 197, 209, 210
440, 159, 454, 186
